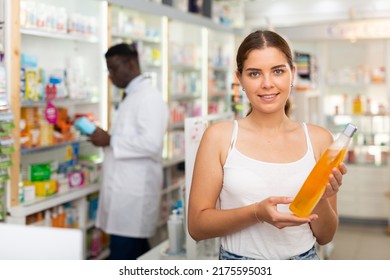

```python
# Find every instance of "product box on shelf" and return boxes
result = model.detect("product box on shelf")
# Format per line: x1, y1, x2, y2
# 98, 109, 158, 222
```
23, 180, 57, 197
67, 171, 84, 188
23, 185, 35, 203
27, 162, 51, 181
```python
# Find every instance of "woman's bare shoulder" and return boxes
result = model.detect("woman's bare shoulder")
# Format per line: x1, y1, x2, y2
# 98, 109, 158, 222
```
198, 121, 235, 151
306, 123, 333, 138
203, 121, 235, 140
194, 121, 235, 166
306, 123, 334, 153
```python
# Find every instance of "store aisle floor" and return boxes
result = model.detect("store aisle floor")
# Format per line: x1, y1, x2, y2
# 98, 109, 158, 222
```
327, 223, 390, 260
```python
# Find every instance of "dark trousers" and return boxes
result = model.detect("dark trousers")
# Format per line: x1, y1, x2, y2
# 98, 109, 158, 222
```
109, 235, 150, 260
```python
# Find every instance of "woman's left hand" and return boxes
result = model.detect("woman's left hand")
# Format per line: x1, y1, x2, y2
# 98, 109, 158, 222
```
322, 162, 348, 199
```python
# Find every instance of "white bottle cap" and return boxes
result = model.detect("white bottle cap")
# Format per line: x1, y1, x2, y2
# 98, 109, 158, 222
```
343, 123, 358, 137
169, 209, 180, 221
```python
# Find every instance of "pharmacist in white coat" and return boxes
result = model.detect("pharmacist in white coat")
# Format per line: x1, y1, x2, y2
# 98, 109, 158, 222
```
89, 43, 168, 260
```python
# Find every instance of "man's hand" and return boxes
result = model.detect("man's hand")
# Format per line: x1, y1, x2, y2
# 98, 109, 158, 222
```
88, 127, 110, 147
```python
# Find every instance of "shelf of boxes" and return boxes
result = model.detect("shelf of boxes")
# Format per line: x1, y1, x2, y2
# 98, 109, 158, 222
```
4, 0, 108, 259
7, 183, 100, 221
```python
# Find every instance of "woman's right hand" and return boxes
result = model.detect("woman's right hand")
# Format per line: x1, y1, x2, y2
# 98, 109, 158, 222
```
254, 197, 318, 229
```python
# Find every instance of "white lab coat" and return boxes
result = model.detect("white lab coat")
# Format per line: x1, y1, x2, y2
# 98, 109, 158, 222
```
96, 76, 168, 238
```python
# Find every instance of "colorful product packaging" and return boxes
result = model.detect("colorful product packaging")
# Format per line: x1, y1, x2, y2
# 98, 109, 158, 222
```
24, 180, 57, 197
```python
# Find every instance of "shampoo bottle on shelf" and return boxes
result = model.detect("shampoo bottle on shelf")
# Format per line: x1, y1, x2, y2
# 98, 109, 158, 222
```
289, 123, 358, 217
44, 210, 52, 227
57, 205, 66, 228
352, 95, 363, 114
167, 209, 184, 255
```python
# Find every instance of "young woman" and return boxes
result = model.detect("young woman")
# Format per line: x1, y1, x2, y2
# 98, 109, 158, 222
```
188, 30, 347, 260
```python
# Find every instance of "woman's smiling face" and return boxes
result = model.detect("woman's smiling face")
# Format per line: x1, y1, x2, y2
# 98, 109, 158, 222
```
238, 47, 295, 115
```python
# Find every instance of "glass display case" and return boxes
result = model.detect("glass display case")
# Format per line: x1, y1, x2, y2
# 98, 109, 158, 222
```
207, 29, 234, 115
110, 5, 165, 107
7, 0, 108, 259
283, 35, 390, 221
323, 40, 389, 168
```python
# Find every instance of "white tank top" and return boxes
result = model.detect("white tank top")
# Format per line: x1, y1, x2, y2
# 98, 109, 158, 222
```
220, 121, 317, 259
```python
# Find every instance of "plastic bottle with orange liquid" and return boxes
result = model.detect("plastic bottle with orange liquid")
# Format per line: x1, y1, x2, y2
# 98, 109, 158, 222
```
289, 123, 358, 217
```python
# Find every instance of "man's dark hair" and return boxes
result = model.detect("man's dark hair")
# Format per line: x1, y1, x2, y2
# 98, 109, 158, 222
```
105, 42, 139, 60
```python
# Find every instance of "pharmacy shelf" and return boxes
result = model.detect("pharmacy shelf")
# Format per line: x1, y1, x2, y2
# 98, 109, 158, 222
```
162, 178, 184, 195
163, 156, 185, 168
8, 183, 100, 218
169, 122, 185, 130
20, 138, 88, 155
21, 97, 100, 108
103, 0, 241, 34
111, 31, 161, 44
21, 28, 98, 43
170, 94, 202, 101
